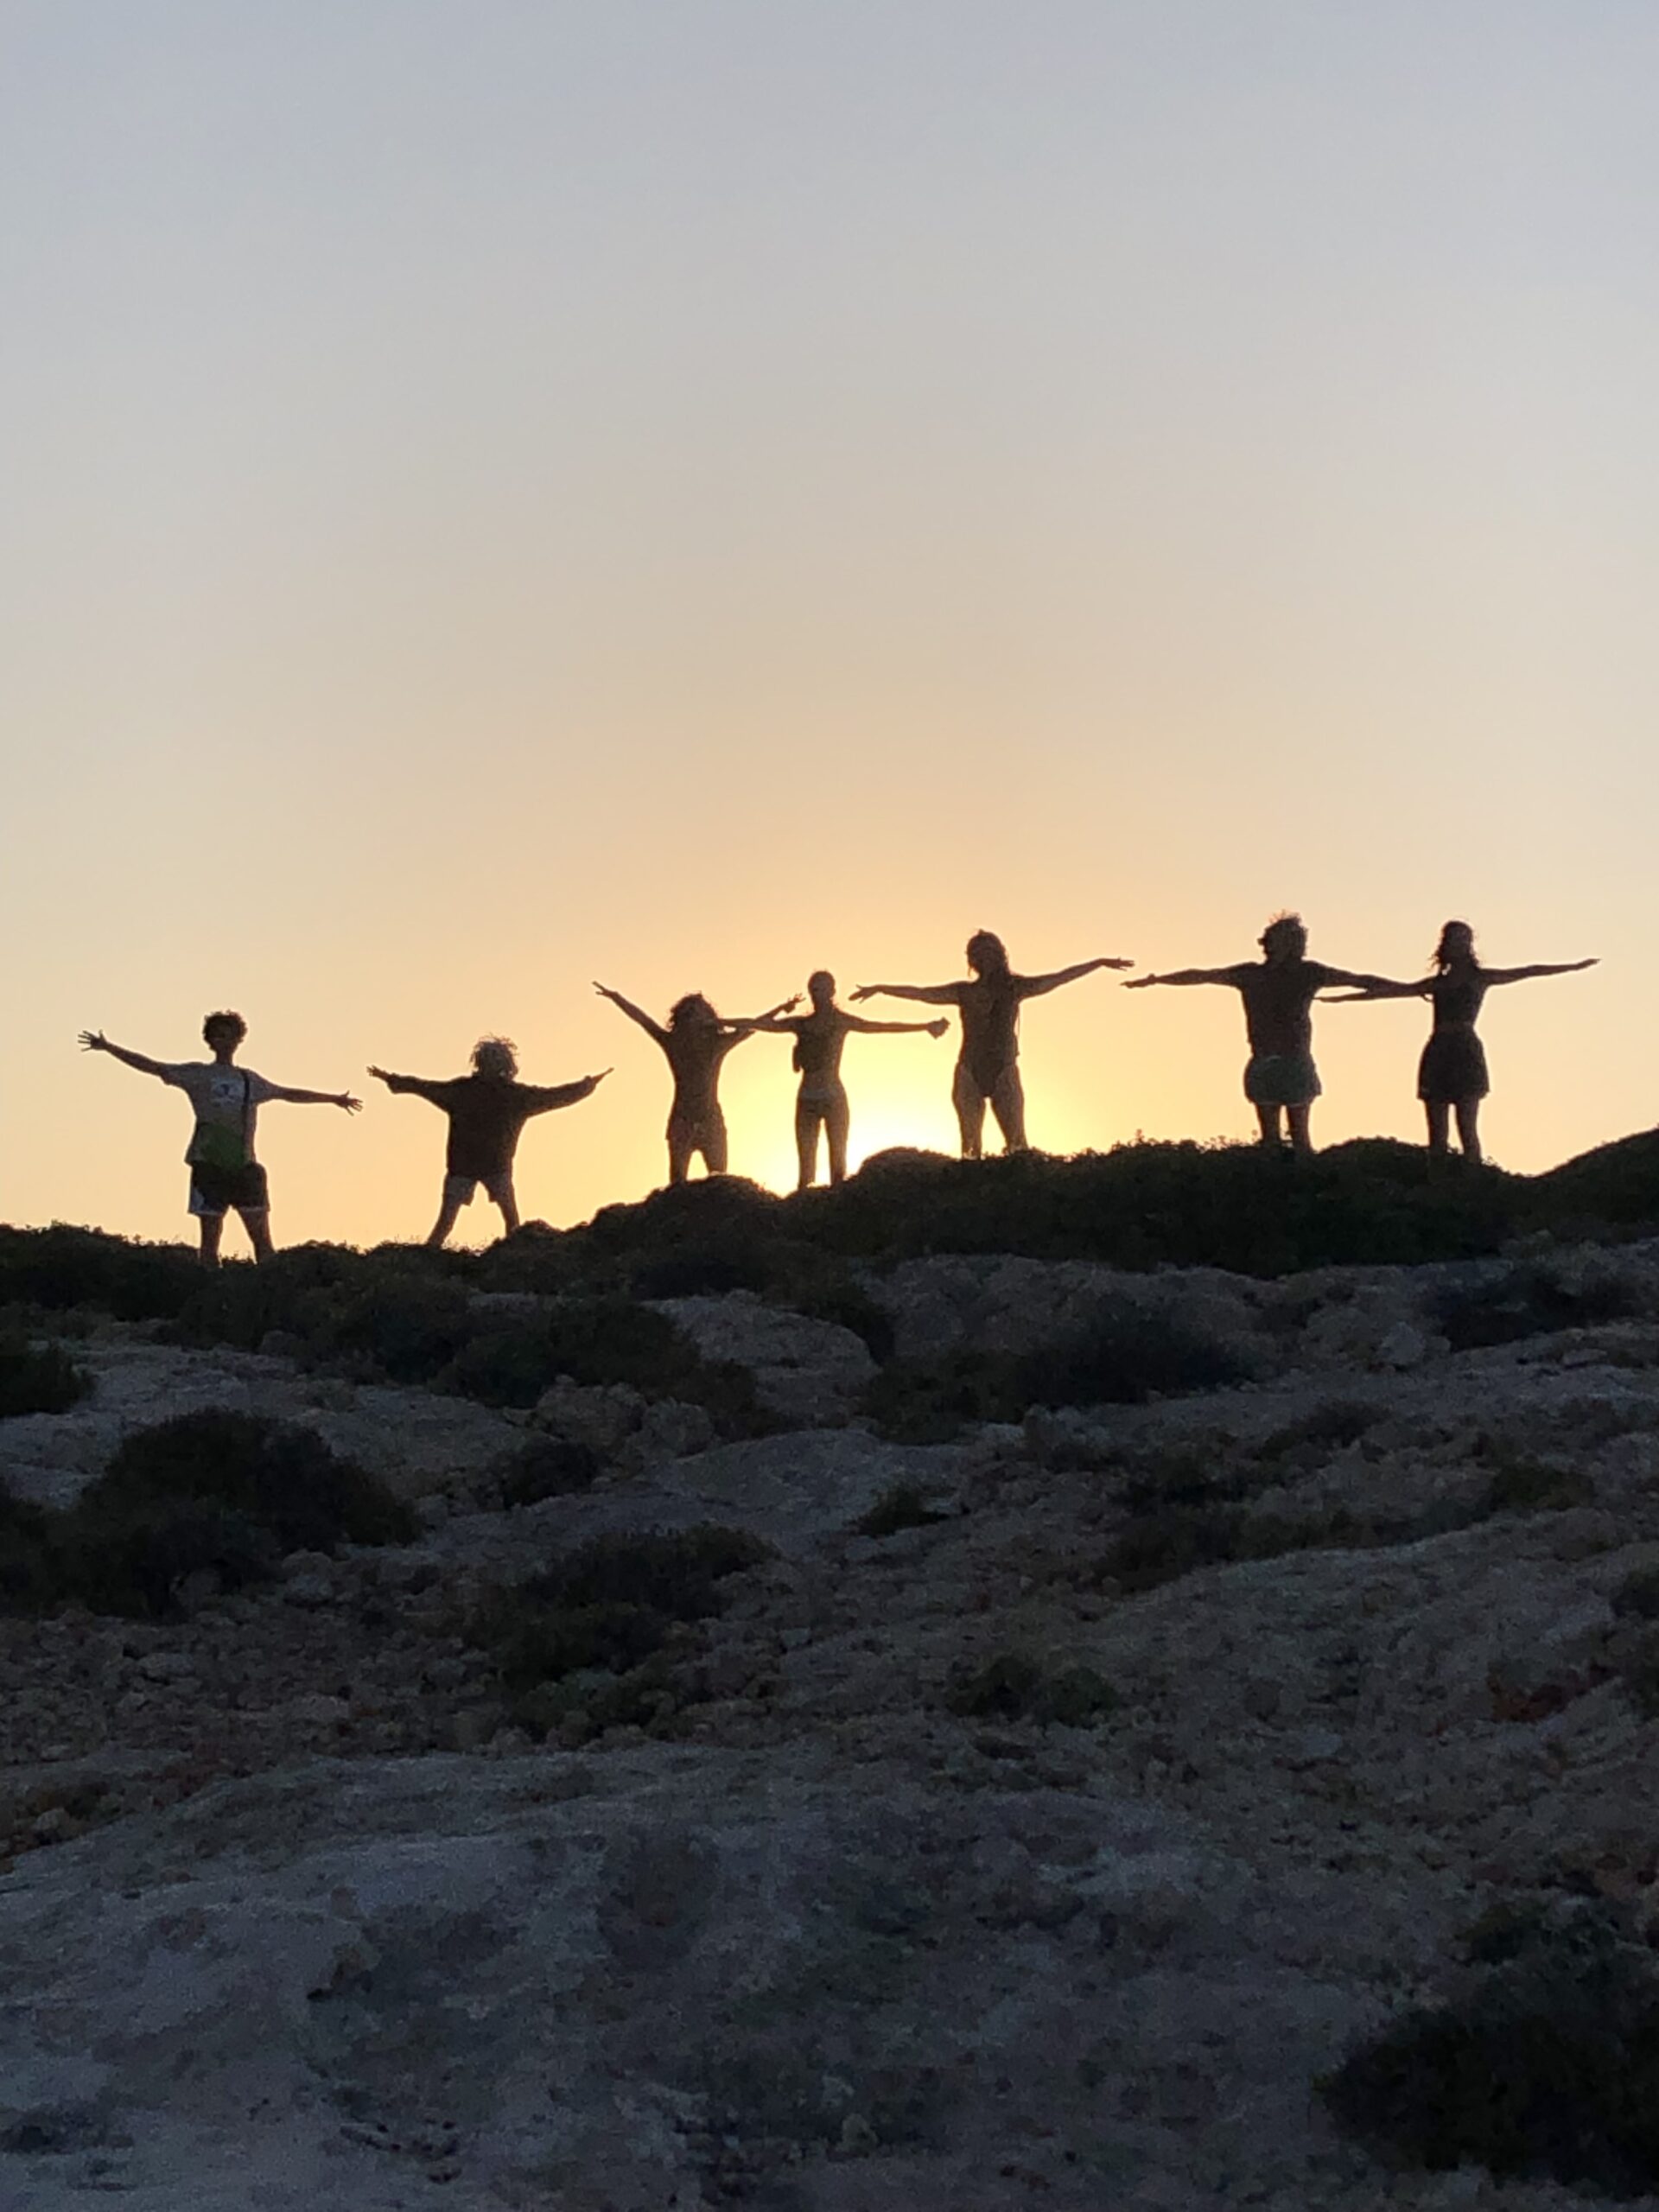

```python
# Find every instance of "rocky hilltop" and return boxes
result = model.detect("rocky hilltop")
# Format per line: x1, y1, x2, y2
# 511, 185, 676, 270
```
8, 1139, 1659, 2211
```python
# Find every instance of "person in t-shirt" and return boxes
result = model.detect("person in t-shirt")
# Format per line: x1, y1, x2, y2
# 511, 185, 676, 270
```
367, 1037, 607, 1246
746, 969, 947, 1190
851, 931, 1135, 1158
1123, 913, 1394, 1151
79, 1010, 361, 1265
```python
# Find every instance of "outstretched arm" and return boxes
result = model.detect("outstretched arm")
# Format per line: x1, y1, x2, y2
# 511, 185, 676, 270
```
849, 982, 963, 1007
1122, 968, 1238, 990
266, 1083, 361, 1112
522, 1070, 611, 1115
1314, 965, 1419, 996
1319, 977, 1433, 1003
1018, 956, 1135, 1001
593, 982, 669, 1046
1481, 958, 1599, 987
79, 1032, 170, 1078
367, 1066, 449, 1104
723, 995, 803, 1033
844, 1014, 950, 1037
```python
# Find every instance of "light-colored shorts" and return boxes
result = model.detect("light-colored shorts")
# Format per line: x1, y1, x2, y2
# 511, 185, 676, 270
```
1243, 1052, 1322, 1108
444, 1170, 514, 1208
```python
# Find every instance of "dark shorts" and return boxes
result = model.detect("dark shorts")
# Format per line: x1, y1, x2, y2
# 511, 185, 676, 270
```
188, 1160, 270, 1217
1243, 1052, 1321, 1108
1418, 1031, 1489, 1103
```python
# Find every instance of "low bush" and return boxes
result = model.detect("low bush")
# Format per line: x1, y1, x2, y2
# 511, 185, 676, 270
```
945, 1651, 1117, 1726
865, 1307, 1245, 1444
1319, 1904, 1659, 2196
1479, 1449, 1597, 1514
1, 1409, 415, 1620
1612, 1566, 1659, 1622
0, 1340, 92, 1418
497, 1434, 602, 1508
1434, 1262, 1644, 1353
471, 1523, 772, 1737
856, 1484, 950, 1539
1019, 1306, 1249, 1408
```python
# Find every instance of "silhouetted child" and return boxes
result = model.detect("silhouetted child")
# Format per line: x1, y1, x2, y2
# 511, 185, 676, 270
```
1325, 920, 1596, 1162
747, 969, 947, 1188
1125, 913, 1392, 1152
593, 983, 798, 1185
853, 931, 1132, 1157
79, 1011, 360, 1266
368, 1037, 607, 1245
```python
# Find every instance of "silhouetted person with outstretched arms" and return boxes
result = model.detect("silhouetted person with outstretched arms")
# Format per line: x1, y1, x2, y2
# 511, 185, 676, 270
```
852, 931, 1134, 1158
593, 982, 800, 1184
79, 1011, 360, 1266
1124, 913, 1395, 1153
368, 1037, 608, 1246
747, 970, 948, 1190
1323, 920, 1597, 1165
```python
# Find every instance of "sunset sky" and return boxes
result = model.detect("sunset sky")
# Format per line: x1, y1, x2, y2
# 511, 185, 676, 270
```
3, 3, 1653, 1248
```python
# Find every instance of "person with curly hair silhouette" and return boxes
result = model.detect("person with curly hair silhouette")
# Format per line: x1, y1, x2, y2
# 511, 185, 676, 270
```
369, 1036, 607, 1244
1125, 914, 1394, 1152
594, 982, 799, 1184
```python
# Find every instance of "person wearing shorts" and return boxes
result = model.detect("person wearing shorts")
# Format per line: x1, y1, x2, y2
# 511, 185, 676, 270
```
79, 1011, 360, 1264
368, 1036, 607, 1245
593, 983, 799, 1185
852, 931, 1134, 1158
1125, 914, 1394, 1152
1321, 919, 1597, 1163
745, 969, 947, 1189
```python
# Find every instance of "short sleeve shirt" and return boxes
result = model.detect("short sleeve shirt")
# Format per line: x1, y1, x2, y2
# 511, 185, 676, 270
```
162, 1063, 279, 1163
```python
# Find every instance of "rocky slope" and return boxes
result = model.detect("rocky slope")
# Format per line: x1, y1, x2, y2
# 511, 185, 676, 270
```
8, 1228, 1659, 2209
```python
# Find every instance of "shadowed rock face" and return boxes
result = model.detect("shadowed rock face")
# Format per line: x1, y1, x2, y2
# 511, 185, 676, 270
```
10, 1231, 1659, 2204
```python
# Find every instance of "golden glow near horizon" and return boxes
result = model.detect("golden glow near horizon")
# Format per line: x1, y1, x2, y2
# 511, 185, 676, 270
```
3, 5, 1652, 1250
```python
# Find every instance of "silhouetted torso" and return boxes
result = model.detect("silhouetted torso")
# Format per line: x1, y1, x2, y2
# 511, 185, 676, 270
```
1429, 972, 1487, 1028
789, 1011, 849, 1092
664, 1028, 735, 1124
420, 1075, 562, 1178
958, 977, 1022, 1090
1225, 961, 1338, 1058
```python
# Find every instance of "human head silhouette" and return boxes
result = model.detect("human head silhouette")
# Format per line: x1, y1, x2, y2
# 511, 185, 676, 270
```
669, 993, 716, 1031
808, 970, 836, 1010
471, 1036, 518, 1079
201, 1010, 246, 1051
1258, 914, 1306, 964
1434, 920, 1476, 969
965, 931, 1009, 980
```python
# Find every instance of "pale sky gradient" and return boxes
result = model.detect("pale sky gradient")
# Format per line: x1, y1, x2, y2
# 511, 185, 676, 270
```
3, 3, 1651, 1246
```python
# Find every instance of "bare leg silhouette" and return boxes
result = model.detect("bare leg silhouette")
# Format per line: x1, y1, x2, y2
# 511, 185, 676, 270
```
952, 1062, 988, 1159
1455, 1098, 1483, 1163
1285, 1104, 1313, 1154
988, 1067, 1028, 1152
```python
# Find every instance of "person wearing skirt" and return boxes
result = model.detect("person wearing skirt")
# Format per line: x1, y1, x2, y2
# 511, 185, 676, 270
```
1327, 921, 1596, 1163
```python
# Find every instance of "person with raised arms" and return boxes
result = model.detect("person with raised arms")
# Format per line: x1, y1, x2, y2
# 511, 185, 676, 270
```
747, 969, 948, 1189
852, 931, 1134, 1159
1322, 919, 1596, 1164
1123, 913, 1395, 1153
368, 1037, 608, 1246
593, 982, 800, 1185
79, 1011, 359, 1266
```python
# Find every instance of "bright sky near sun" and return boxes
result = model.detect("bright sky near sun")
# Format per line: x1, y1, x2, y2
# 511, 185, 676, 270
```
3, 2, 1655, 1247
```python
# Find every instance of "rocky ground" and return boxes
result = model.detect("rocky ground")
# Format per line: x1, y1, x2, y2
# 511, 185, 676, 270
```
9, 1236, 1659, 2209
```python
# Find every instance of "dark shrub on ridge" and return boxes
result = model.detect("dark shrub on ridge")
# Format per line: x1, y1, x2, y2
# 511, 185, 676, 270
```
0, 1226, 199, 1321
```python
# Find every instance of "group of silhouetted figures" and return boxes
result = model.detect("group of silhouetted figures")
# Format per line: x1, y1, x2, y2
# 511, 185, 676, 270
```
79, 914, 1595, 1263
